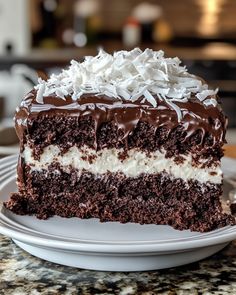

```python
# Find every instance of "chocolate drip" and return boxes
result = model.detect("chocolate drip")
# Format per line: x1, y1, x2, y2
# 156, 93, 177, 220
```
15, 90, 227, 148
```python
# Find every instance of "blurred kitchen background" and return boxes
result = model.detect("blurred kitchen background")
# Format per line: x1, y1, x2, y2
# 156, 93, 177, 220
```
0, 0, 236, 155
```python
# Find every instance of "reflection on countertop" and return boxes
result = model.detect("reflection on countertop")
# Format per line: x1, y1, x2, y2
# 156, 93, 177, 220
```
0, 234, 236, 294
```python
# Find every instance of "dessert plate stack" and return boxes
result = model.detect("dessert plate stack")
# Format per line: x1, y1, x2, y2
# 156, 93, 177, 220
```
0, 155, 236, 271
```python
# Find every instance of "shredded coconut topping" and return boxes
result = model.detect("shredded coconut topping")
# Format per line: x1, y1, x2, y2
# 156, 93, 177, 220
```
35, 48, 218, 121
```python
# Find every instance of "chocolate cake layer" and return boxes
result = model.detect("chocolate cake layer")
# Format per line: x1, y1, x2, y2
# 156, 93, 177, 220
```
22, 114, 223, 165
15, 92, 226, 157
5, 165, 234, 232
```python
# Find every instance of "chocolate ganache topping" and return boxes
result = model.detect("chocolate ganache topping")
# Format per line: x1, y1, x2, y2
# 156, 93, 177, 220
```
15, 48, 226, 147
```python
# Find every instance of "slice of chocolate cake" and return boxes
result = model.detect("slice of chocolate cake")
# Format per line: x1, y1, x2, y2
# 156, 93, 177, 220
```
5, 48, 235, 232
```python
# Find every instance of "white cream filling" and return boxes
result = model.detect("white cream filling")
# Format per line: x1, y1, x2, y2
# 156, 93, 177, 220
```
22, 145, 222, 184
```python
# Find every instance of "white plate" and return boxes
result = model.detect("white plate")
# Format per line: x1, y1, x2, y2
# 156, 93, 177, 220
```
0, 155, 236, 271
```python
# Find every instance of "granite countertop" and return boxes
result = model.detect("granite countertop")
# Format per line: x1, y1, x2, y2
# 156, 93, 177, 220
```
0, 234, 236, 294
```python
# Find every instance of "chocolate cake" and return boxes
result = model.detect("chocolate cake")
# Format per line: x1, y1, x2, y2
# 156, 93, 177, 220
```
5, 48, 235, 232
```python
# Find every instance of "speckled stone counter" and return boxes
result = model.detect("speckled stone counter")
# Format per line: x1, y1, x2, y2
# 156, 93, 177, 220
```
1, 235, 236, 294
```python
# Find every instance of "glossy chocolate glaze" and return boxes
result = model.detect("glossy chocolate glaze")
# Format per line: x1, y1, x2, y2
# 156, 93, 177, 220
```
15, 90, 227, 148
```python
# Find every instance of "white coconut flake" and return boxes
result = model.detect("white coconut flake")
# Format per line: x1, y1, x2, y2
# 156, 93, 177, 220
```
143, 89, 157, 107
36, 78, 46, 104
165, 99, 182, 122
196, 90, 214, 101
204, 98, 217, 107
34, 48, 219, 121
